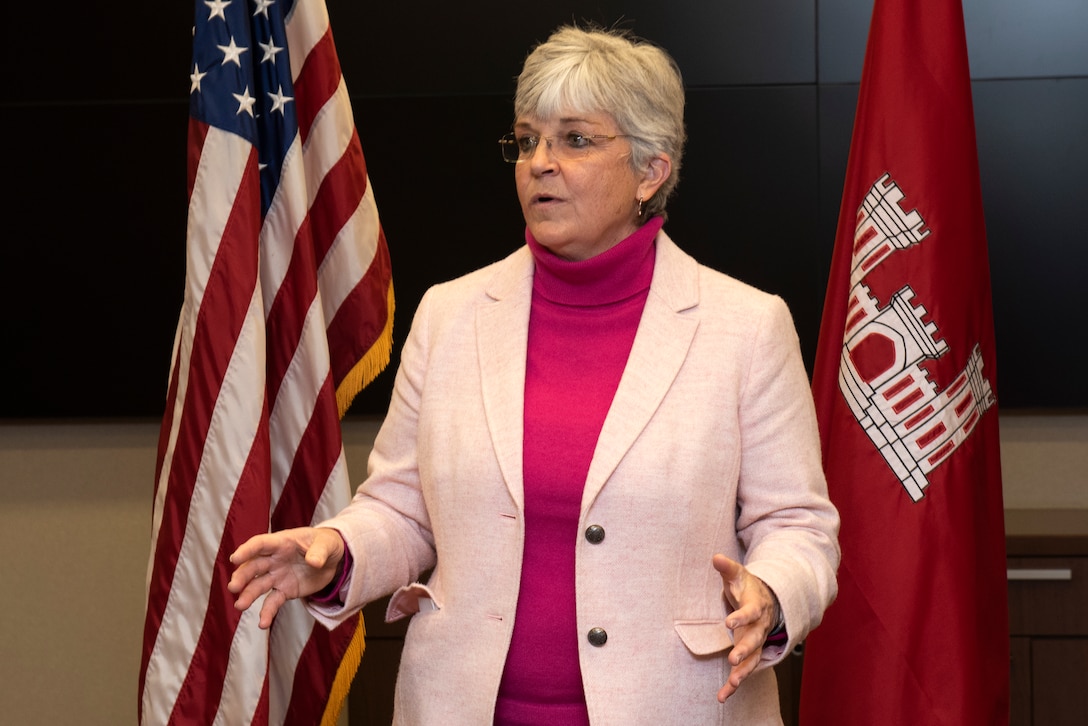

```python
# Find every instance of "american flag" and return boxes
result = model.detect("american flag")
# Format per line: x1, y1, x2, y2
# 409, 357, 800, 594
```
139, 0, 393, 723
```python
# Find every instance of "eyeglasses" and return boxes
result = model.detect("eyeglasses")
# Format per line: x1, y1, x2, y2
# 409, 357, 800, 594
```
498, 131, 631, 163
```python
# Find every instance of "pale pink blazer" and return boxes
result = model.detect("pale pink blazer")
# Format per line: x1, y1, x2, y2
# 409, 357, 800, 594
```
310, 231, 840, 725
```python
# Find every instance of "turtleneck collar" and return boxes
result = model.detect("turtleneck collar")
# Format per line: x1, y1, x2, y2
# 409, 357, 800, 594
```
526, 216, 663, 306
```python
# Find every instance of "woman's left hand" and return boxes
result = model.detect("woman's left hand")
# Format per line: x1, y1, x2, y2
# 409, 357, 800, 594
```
712, 553, 780, 703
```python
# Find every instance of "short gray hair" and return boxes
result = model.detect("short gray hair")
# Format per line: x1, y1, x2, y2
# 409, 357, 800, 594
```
514, 25, 687, 219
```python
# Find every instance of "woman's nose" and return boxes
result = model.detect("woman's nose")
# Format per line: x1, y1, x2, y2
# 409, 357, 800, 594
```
527, 137, 557, 170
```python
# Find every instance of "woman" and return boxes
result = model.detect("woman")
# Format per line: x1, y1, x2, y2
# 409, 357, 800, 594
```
229, 25, 839, 725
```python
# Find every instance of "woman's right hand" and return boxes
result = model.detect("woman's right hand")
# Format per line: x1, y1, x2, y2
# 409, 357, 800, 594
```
227, 526, 345, 628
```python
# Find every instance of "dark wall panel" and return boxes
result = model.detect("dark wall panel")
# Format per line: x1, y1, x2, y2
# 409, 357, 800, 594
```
2, 102, 187, 418
666, 87, 823, 363
5, 5, 193, 104
327, 0, 815, 94
973, 78, 1088, 407
819, 0, 1088, 83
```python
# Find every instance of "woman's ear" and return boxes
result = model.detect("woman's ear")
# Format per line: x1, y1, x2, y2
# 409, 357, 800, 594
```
638, 153, 672, 202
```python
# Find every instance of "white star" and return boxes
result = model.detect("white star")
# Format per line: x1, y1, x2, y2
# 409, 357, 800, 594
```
218, 37, 249, 66
205, 0, 231, 22
190, 63, 208, 94
233, 86, 257, 116
267, 86, 294, 114
252, 0, 275, 19
258, 39, 283, 64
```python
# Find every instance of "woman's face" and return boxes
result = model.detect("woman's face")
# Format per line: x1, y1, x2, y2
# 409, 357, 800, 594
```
513, 110, 669, 261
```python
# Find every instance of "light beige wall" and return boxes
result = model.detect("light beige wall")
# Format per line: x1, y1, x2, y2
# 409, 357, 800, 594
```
0, 414, 1084, 725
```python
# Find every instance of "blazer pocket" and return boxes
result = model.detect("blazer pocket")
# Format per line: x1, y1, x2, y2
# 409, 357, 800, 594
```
674, 619, 734, 656
385, 582, 441, 623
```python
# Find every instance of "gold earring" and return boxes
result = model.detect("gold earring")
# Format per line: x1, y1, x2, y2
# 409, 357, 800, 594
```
637, 196, 645, 218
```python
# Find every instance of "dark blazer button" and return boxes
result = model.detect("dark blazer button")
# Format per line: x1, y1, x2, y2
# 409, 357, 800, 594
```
584, 524, 606, 544
587, 627, 608, 647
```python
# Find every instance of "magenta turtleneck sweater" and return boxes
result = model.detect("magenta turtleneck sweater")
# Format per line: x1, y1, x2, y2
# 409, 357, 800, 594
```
494, 217, 663, 725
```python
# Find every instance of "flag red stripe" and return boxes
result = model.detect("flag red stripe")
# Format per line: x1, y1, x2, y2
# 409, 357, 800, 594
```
153, 344, 182, 499
282, 619, 357, 724
309, 130, 369, 266
294, 28, 340, 145
140, 342, 181, 705
265, 214, 319, 409
187, 117, 209, 202
271, 376, 342, 530
327, 231, 392, 385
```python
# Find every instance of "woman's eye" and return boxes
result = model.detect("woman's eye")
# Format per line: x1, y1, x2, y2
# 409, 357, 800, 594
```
565, 133, 590, 148
516, 136, 537, 153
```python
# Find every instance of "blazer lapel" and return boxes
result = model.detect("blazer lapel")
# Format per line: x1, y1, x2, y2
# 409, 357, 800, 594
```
476, 248, 534, 511
582, 233, 700, 507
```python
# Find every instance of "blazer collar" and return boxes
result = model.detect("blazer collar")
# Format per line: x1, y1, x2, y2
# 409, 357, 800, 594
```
476, 247, 534, 510
474, 233, 701, 512
583, 232, 700, 509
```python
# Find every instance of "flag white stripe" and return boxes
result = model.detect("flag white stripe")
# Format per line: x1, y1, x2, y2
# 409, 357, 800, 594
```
285, 0, 330, 83
319, 180, 382, 316
269, 600, 318, 725
315, 451, 352, 520
303, 79, 355, 197
145, 318, 187, 598
187, 130, 254, 301
214, 602, 269, 726
259, 137, 308, 320
269, 297, 331, 513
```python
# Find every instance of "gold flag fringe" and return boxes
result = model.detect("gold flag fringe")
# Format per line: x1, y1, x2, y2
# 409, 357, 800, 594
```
320, 281, 393, 723
335, 282, 395, 419
319, 612, 367, 726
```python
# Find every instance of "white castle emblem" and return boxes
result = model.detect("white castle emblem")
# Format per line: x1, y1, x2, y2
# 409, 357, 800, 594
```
837, 174, 995, 501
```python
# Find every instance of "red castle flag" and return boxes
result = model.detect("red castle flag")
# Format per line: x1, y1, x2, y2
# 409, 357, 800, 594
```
799, 0, 1009, 723
139, 0, 393, 723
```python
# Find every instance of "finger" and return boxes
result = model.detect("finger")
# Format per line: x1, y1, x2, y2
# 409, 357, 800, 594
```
728, 625, 767, 666
716, 654, 754, 703
303, 533, 333, 570
258, 587, 288, 629
305, 528, 345, 570
726, 599, 764, 629
719, 645, 761, 702
712, 553, 743, 584
229, 533, 280, 567
227, 557, 266, 594
717, 680, 738, 703
231, 573, 265, 611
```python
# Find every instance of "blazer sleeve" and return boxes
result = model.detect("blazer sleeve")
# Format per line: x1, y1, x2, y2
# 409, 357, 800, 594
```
307, 289, 440, 627
732, 295, 841, 656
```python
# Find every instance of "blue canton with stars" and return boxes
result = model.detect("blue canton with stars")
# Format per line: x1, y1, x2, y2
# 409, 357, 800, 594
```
189, 0, 300, 214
